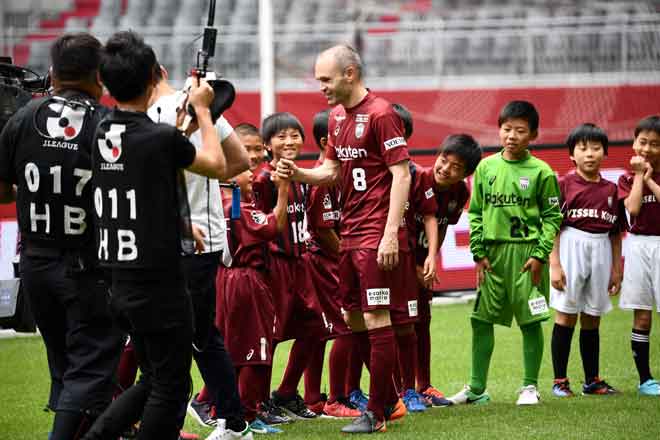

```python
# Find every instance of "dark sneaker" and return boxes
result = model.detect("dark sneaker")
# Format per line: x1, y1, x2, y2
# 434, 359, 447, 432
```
340, 410, 386, 434
257, 399, 294, 425
187, 393, 217, 427
420, 386, 453, 407
582, 378, 618, 395
552, 379, 574, 397
270, 391, 318, 420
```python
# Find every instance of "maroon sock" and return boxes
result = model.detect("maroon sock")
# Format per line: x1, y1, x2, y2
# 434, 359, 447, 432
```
239, 365, 270, 422
395, 329, 418, 391
415, 319, 432, 392
197, 385, 211, 403
392, 344, 403, 393
303, 340, 326, 405
114, 342, 138, 398
277, 338, 314, 398
366, 326, 396, 421
345, 333, 364, 396
328, 334, 352, 402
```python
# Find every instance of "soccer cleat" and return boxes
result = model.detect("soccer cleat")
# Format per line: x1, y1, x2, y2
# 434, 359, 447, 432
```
306, 393, 327, 415
205, 422, 254, 440
384, 398, 407, 421
270, 391, 318, 420
248, 419, 282, 435
552, 379, 574, 397
448, 385, 490, 405
582, 378, 618, 395
322, 398, 362, 418
516, 385, 540, 405
257, 400, 294, 425
348, 389, 369, 412
188, 393, 218, 427
638, 379, 660, 396
340, 410, 386, 434
420, 386, 453, 407
401, 389, 427, 412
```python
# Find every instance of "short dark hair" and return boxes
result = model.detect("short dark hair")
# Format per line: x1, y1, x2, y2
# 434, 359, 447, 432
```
634, 115, 660, 138
392, 103, 413, 140
100, 31, 158, 102
312, 109, 330, 149
261, 112, 305, 144
498, 100, 539, 133
50, 33, 102, 83
235, 122, 260, 138
440, 134, 482, 177
566, 123, 609, 156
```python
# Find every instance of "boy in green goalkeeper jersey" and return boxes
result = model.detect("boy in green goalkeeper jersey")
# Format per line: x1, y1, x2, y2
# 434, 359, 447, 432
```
448, 101, 563, 406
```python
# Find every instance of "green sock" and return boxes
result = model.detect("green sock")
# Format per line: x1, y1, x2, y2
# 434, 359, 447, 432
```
469, 318, 494, 395
521, 321, 544, 387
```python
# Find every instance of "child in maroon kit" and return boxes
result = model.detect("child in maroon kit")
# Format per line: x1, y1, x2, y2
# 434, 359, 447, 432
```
216, 168, 289, 434
252, 112, 325, 420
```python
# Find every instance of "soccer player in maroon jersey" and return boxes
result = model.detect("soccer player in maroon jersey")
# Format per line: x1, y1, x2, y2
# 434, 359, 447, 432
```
414, 134, 481, 406
617, 115, 660, 396
252, 112, 324, 420
276, 45, 411, 433
548, 123, 622, 398
302, 109, 362, 418
216, 168, 289, 434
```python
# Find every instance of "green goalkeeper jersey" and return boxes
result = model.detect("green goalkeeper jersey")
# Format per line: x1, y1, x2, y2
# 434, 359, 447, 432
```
469, 151, 562, 262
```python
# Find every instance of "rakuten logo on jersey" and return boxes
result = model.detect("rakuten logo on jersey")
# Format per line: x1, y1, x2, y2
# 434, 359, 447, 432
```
287, 202, 306, 214
335, 145, 367, 161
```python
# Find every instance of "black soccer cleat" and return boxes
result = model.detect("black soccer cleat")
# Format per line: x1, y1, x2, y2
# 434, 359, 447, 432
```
270, 390, 318, 420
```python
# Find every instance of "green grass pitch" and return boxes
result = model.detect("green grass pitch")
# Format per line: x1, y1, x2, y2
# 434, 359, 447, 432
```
2, 300, 660, 439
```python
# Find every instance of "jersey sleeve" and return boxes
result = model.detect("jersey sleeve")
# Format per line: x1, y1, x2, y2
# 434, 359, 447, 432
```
216, 116, 233, 142
412, 169, 438, 218
326, 115, 338, 161
241, 207, 278, 244
308, 185, 337, 230
251, 168, 273, 213
0, 114, 19, 183
172, 128, 197, 169
531, 168, 562, 262
373, 111, 409, 166
617, 173, 633, 200
468, 162, 486, 260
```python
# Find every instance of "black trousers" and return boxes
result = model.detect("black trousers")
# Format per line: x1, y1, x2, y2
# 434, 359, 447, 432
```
182, 251, 244, 424
20, 252, 123, 439
82, 272, 193, 440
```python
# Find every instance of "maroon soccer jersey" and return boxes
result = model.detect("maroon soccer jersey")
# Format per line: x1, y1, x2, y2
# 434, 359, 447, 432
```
415, 176, 469, 265
325, 92, 410, 250
618, 171, 660, 235
307, 178, 341, 259
559, 172, 620, 234
252, 161, 309, 257
223, 199, 278, 269
403, 162, 438, 251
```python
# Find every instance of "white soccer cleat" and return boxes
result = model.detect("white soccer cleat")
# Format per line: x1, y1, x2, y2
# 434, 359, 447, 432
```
516, 385, 540, 405
205, 421, 253, 440
447, 384, 490, 405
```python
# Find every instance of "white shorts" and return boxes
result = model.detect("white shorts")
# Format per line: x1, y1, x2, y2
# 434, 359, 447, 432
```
550, 227, 613, 316
619, 233, 660, 312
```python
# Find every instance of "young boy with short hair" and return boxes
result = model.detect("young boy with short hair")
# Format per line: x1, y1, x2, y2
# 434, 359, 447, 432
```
549, 123, 622, 397
617, 115, 660, 396
235, 123, 265, 172
449, 100, 563, 406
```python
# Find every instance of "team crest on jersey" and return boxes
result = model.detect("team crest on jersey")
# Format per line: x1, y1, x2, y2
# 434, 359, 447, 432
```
355, 123, 365, 139
97, 124, 126, 170
322, 194, 332, 209
519, 176, 529, 190
548, 196, 559, 206
46, 102, 86, 140
251, 211, 267, 225
424, 188, 434, 199
448, 200, 458, 212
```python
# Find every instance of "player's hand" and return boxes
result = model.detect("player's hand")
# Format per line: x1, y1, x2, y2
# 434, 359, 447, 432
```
643, 162, 654, 183
630, 155, 648, 175
550, 263, 566, 291
415, 265, 427, 288
377, 232, 399, 271
276, 158, 298, 180
423, 254, 436, 288
188, 76, 215, 110
522, 257, 543, 286
191, 224, 206, 254
271, 171, 287, 187
608, 265, 622, 296
475, 257, 492, 287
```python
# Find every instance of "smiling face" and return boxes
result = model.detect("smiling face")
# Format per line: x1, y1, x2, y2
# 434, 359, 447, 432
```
633, 129, 660, 171
433, 152, 467, 189
314, 54, 352, 107
239, 133, 266, 171
571, 140, 604, 180
267, 127, 303, 161
499, 118, 537, 160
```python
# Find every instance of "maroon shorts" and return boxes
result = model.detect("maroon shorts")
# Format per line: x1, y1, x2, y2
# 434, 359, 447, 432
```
269, 254, 325, 342
304, 251, 351, 340
217, 267, 274, 366
338, 248, 405, 313
390, 251, 420, 326
418, 286, 433, 323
